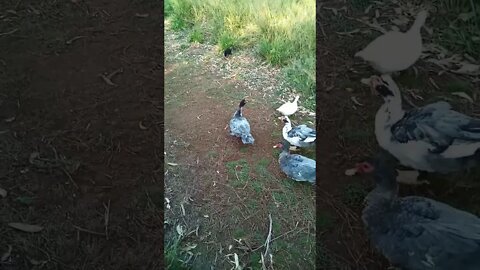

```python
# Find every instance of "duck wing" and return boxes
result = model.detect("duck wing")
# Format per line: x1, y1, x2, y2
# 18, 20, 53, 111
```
281, 154, 315, 182
287, 125, 316, 142
391, 101, 480, 156
374, 196, 480, 270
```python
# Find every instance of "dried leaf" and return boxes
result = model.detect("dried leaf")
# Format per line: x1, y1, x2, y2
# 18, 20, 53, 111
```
29, 152, 40, 164
4, 116, 15, 123
429, 78, 440, 90
167, 162, 178, 166
351, 96, 363, 106
138, 121, 148, 130
182, 244, 197, 251
1, 245, 12, 262
135, 13, 149, 18
391, 25, 400, 32
452, 63, 480, 76
28, 258, 47, 266
345, 168, 357, 176
364, 5, 373, 14
0, 187, 7, 198
99, 74, 116, 86
176, 224, 185, 236
458, 12, 475, 22
451, 92, 473, 103
361, 78, 372, 85
336, 29, 360, 36
8, 223, 43, 233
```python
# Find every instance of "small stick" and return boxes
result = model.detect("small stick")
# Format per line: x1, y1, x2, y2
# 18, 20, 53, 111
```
73, 225, 105, 236
104, 200, 110, 240
0, 28, 18, 36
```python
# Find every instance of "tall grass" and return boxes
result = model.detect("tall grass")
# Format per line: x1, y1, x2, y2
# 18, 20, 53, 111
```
165, 0, 316, 110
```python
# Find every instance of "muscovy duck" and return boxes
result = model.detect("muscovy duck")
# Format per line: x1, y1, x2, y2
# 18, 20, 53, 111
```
229, 99, 254, 144
281, 116, 316, 148
355, 10, 428, 74
276, 95, 299, 116
356, 152, 480, 270
371, 74, 480, 182
273, 140, 315, 183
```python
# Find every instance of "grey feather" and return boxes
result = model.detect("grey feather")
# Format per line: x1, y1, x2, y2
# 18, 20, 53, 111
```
391, 101, 480, 152
363, 156, 480, 270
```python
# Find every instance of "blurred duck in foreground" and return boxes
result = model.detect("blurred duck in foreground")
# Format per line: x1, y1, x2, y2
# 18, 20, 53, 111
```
355, 152, 480, 270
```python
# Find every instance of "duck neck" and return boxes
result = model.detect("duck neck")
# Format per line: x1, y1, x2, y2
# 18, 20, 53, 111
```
381, 96, 404, 125
293, 96, 299, 103
408, 14, 425, 34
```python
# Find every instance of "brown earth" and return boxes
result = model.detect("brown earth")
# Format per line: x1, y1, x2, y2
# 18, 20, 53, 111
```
0, 1, 163, 269
164, 29, 316, 269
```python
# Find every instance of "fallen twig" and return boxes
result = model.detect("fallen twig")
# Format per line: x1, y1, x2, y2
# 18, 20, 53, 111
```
0, 28, 18, 36
104, 200, 110, 240
73, 225, 105, 236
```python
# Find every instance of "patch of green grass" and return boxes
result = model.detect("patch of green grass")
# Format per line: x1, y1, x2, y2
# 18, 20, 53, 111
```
165, 237, 191, 270
218, 31, 237, 51
167, 0, 316, 106
434, 1, 480, 59
342, 183, 368, 208
233, 228, 247, 239
283, 56, 315, 110
225, 159, 250, 187
251, 181, 263, 193
189, 28, 204, 43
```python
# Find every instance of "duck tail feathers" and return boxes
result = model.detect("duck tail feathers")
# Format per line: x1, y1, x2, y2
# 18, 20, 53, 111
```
241, 134, 254, 144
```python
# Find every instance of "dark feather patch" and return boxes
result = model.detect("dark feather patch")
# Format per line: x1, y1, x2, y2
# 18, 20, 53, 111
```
376, 84, 394, 97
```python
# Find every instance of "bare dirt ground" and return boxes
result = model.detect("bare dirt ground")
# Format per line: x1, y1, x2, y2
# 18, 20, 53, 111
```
0, 1, 162, 269
164, 24, 316, 269
317, 1, 480, 269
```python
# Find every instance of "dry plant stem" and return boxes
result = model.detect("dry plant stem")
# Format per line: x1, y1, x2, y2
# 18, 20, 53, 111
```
104, 200, 111, 240
73, 225, 106, 236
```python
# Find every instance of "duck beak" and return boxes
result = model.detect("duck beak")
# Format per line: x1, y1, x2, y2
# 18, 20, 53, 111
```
370, 76, 382, 96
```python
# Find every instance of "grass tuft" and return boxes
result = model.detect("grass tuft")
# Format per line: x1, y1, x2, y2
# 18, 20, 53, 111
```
166, 0, 315, 110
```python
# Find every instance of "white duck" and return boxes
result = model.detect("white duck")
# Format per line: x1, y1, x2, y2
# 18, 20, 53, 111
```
276, 95, 299, 116
281, 116, 316, 149
371, 74, 480, 183
355, 10, 428, 74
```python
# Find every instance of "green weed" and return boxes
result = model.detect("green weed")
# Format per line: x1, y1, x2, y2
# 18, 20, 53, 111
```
166, 0, 316, 110
225, 159, 250, 187
189, 28, 204, 43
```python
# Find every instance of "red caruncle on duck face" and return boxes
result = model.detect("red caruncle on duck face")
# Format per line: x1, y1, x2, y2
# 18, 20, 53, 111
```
355, 161, 374, 173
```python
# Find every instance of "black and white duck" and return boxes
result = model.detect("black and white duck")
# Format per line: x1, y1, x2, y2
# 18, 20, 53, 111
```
371, 74, 480, 183
356, 152, 480, 270
273, 140, 315, 184
281, 116, 316, 148
229, 99, 254, 144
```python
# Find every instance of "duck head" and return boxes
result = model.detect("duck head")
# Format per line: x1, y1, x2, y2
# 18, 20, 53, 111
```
242, 134, 254, 144
281, 116, 291, 125
355, 152, 399, 195
370, 74, 401, 103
